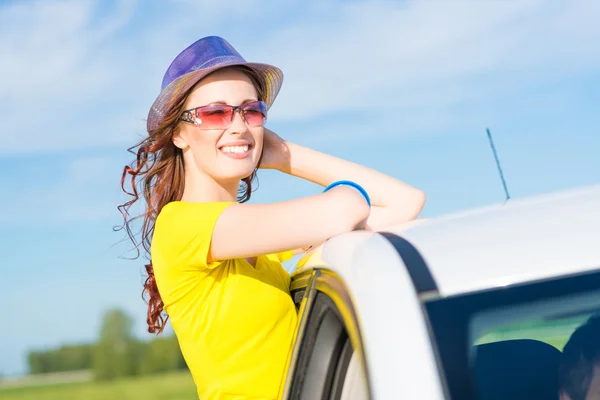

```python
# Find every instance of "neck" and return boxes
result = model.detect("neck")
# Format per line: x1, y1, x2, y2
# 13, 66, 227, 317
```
181, 167, 240, 203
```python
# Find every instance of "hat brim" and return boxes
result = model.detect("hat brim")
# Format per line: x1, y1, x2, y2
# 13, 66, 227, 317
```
146, 60, 283, 132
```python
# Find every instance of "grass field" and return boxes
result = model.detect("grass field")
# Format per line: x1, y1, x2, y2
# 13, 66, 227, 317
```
475, 314, 589, 351
0, 371, 197, 400
0, 315, 590, 399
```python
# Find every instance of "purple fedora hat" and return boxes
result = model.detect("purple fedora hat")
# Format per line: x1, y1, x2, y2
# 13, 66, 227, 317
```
147, 36, 283, 132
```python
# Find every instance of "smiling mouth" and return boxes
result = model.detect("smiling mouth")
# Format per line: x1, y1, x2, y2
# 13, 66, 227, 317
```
221, 144, 251, 154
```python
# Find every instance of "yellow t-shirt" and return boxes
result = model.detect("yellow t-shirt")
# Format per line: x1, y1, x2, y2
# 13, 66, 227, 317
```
151, 201, 298, 400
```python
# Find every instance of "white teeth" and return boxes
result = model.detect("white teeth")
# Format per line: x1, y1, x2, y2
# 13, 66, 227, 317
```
222, 145, 249, 154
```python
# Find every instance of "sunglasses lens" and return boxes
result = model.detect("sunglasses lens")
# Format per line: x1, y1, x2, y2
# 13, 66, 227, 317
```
242, 101, 267, 127
196, 105, 233, 129
189, 101, 267, 129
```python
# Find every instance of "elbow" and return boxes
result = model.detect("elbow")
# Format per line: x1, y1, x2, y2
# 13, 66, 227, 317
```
412, 189, 426, 218
398, 188, 426, 221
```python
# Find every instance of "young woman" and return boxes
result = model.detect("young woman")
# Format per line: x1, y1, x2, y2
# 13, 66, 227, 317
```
119, 36, 425, 400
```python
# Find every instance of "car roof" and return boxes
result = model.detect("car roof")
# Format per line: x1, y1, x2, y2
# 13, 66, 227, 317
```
293, 184, 600, 298
386, 183, 600, 296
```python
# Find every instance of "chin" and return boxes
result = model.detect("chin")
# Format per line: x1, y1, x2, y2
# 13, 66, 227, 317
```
213, 150, 260, 181
218, 163, 257, 182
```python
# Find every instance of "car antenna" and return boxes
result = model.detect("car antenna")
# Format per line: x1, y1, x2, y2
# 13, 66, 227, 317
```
486, 128, 511, 203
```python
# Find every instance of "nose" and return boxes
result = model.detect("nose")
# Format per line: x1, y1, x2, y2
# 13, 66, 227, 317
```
228, 108, 248, 134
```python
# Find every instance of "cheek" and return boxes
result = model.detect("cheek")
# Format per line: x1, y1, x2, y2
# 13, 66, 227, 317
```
184, 131, 219, 166
187, 133, 212, 151
252, 128, 264, 156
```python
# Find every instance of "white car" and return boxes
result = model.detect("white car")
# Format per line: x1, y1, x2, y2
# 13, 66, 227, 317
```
278, 184, 600, 400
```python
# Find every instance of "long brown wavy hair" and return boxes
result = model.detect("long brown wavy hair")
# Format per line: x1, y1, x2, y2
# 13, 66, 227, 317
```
117, 66, 266, 334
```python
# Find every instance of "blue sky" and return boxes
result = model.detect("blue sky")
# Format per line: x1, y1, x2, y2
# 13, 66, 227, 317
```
1, 0, 599, 376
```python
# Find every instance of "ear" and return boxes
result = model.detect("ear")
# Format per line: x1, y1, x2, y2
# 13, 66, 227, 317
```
172, 128, 189, 150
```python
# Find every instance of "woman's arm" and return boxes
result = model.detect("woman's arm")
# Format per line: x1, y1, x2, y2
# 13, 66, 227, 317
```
210, 185, 370, 261
210, 129, 424, 261
261, 129, 426, 231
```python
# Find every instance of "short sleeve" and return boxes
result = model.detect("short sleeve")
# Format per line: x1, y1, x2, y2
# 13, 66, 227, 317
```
152, 201, 235, 270
276, 250, 293, 263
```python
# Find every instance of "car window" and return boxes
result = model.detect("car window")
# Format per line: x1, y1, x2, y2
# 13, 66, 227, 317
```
474, 313, 589, 351
424, 269, 600, 400
285, 272, 370, 400
340, 352, 369, 400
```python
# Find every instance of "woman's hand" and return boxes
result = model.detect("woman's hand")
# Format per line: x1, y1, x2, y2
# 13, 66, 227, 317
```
259, 128, 291, 172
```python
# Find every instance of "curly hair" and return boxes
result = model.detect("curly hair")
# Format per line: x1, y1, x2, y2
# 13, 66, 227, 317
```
116, 66, 265, 334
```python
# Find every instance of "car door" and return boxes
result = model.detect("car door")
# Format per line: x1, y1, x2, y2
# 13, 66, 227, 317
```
280, 268, 371, 400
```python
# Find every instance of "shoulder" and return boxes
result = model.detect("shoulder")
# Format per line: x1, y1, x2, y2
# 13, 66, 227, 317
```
152, 201, 236, 270
158, 201, 234, 219
153, 201, 235, 252
156, 201, 234, 230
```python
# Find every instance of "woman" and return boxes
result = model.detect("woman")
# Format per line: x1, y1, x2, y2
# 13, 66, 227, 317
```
118, 36, 425, 400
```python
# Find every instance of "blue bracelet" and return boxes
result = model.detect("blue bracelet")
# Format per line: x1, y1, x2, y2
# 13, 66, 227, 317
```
323, 180, 371, 207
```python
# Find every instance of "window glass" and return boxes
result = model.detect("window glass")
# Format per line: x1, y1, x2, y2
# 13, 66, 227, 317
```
474, 314, 589, 350
425, 270, 600, 400
288, 289, 369, 400
340, 352, 369, 400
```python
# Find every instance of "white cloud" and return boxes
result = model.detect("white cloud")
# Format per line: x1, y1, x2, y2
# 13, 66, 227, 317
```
0, 0, 599, 154
263, 0, 600, 120
0, 155, 125, 224
0, 0, 136, 97
0, 0, 140, 154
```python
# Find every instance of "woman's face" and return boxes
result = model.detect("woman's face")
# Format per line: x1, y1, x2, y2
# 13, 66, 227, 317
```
173, 68, 264, 185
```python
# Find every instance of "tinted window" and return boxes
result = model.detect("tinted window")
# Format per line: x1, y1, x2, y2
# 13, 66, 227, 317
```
425, 269, 600, 400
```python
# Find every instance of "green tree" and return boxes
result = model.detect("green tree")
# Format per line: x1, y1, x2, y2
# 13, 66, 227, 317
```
27, 344, 94, 374
28, 351, 49, 374
55, 344, 94, 371
138, 335, 187, 375
93, 309, 140, 380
